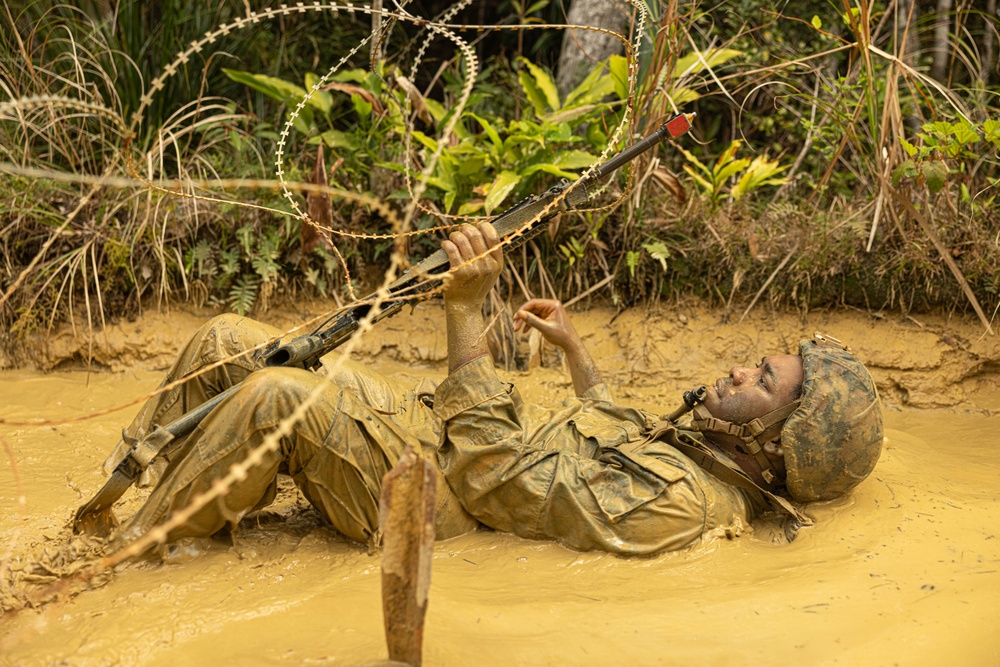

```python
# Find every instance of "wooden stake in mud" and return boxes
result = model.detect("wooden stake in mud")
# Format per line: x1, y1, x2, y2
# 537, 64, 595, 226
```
379, 444, 436, 666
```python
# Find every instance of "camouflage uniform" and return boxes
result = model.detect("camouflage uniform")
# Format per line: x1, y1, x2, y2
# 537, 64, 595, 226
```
112, 315, 768, 555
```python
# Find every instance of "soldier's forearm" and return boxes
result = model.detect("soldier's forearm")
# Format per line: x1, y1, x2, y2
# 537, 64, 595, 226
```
445, 303, 491, 372
564, 345, 603, 396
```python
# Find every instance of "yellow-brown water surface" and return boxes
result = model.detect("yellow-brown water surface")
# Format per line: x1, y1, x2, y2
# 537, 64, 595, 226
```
2, 304, 999, 665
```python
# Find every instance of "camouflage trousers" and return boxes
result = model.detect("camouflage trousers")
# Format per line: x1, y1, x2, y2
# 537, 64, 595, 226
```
109, 314, 478, 550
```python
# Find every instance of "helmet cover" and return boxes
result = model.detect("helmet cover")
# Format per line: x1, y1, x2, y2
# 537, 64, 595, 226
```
781, 336, 884, 502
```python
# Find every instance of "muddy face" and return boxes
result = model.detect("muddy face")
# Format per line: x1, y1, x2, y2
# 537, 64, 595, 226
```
702, 354, 804, 424
2, 303, 1000, 664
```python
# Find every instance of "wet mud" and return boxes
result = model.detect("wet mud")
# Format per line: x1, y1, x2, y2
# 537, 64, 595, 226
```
2, 301, 999, 665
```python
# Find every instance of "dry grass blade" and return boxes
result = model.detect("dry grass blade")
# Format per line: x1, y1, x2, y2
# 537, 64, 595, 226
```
887, 184, 995, 336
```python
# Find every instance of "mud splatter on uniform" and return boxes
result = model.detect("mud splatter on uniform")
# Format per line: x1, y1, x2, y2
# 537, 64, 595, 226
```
111, 315, 768, 555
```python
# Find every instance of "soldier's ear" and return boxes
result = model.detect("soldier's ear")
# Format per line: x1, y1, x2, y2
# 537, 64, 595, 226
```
763, 440, 784, 457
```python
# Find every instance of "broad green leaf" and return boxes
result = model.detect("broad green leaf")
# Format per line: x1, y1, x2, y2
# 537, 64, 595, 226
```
678, 146, 712, 178
517, 57, 560, 112
449, 142, 489, 156
331, 68, 369, 85
608, 55, 630, 100
952, 123, 980, 147
564, 62, 617, 107
540, 121, 572, 142
715, 158, 751, 184
410, 130, 439, 152
920, 160, 949, 193
223, 69, 306, 104
424, 98, 448, 123
424, 175, 452, 192
716, 140, 742, 169
437, 157, 457, 190
304, 72, 333, 115
485, 171, 522, 214
351, 93, 373, 118
899, 137, 918, 157
673, 48, 742, 78
518, 70, 551, 118
457, 199, 485, 216
983, 119, 1000, 143
374, 160, 410, 175
521, 163, 578, 179
467, 112, 503, 154
683, 165, 714, 195
921, 121, 953, 137
552, 150, 597, 169
670, 86, 701, 106
457, 155, 487, 176
543, 104, 600, 125
586, 122, 608, 147
309, 129, 360, 151
292, 107, 314, 133
733, 155, 788, 199
891, 159, 917, 185
504, 133, 546, 152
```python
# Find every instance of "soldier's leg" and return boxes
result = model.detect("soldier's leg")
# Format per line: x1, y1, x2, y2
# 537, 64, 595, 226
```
317, 356, 480, 539
114, 367, 411, 552
102, 314, 284, 482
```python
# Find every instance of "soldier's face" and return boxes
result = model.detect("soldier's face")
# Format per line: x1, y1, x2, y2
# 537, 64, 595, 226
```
703, 354, 804, 424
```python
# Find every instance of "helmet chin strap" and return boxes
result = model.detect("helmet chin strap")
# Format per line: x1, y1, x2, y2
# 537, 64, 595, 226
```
689, 401, 800, 486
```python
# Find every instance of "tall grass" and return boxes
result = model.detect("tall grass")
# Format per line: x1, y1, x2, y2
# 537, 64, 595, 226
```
1, 0, 998, 368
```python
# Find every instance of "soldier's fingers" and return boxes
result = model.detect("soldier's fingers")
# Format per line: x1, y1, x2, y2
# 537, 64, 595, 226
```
463, 223, 489, 258
478, 222, 503, 267
478, 222, 500, 248
521, 311, 552, 334
448, 229, 475, 261
442, 239, 463, 269
519, 299, 555, 319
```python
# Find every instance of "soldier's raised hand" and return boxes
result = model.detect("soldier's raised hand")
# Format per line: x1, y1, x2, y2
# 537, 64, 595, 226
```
441, 222, 503, 310
513, 299, 583, 354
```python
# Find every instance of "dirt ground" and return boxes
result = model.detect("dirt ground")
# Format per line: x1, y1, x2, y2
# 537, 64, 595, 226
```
1, 299, 999, 665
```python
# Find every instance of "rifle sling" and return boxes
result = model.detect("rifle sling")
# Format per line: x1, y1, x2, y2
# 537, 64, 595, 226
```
668, 439, 812, 526
73, 384, 241, 532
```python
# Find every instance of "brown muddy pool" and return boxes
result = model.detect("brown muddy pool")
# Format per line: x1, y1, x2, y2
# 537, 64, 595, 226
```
1, 305, 999, 665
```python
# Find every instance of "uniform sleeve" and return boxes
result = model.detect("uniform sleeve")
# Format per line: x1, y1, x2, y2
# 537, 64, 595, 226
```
581, 382, 614, 403
432, 355, 710, 554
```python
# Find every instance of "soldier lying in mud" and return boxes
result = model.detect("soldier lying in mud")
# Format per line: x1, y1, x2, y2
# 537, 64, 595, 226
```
99, 223, 884, 557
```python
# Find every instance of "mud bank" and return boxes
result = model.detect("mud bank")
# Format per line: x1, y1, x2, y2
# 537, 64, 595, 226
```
1, 302, 999, 665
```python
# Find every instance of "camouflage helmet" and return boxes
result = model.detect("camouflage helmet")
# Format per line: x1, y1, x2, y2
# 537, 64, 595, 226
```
780, 335, 884, 502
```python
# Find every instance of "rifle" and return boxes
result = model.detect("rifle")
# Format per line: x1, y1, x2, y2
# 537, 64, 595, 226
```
73, 113, 694, 532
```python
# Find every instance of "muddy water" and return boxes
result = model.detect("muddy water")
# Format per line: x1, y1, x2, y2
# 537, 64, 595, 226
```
2, 303, 999, 665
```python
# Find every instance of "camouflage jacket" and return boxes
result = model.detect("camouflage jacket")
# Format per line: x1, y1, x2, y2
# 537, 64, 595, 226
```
434, 355, 770, 555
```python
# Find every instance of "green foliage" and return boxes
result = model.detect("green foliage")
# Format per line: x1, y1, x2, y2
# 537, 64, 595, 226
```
405, 56, 627, 215
680, 140, 788, 209
183, 221, 293, 315
223, 66, 401, 183
4, 0, 1000, 359
894, 119, 1000, 197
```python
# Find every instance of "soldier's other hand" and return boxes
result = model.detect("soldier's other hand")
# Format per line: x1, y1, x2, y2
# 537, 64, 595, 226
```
513, 299, 583, 353
441, 222, 502, 309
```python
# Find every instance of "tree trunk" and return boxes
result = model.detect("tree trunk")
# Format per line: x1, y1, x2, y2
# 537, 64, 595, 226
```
931, 0, 953, 82
556, 0, 628, 96
898, 0, 922, 132
983, 0, 998, 86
